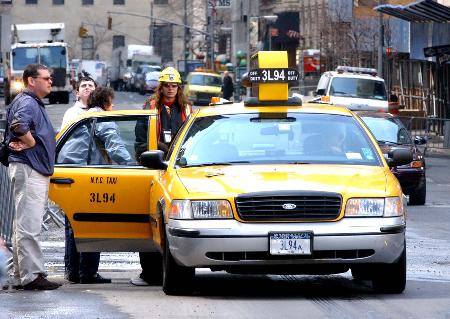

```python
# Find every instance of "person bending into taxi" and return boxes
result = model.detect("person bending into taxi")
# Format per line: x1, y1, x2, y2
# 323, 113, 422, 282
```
131, 67, 192, 286
64, 87, 131, 284
5, 64, 60, 290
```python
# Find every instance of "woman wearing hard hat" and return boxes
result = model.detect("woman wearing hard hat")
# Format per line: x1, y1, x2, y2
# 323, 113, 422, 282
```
142, 67, 192, 150
132, 67, 192, 286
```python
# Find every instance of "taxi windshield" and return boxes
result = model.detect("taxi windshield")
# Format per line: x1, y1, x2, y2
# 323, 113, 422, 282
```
175, 113, 381, 167
330, 77, 387, 100
12, 46, 67, 70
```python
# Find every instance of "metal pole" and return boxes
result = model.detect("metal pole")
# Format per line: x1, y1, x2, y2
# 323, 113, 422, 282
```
149, 0, 153, 46
184, 0, 188, 76
210, 4, 215, 70
378, 0, 384, 77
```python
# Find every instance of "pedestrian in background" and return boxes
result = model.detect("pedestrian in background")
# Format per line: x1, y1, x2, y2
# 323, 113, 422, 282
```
61, 71, 97, 129
5, 63, 60, 290
132, 67, 191, 286
222, 71, 234, 101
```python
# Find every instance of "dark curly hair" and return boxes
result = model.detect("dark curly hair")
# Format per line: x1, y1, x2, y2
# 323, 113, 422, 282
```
87, 87, 114, 110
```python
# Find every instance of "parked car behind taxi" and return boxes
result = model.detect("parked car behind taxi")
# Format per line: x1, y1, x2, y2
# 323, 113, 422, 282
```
356, 111, 427, 205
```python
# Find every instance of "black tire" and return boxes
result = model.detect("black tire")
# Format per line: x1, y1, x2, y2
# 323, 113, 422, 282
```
5, 93, 11, 105
48, 94, 57, 105
351, 265, 372, 281
60, 91, 70, 104
162, 227, 195, 295
408, 180, 426, 206
372, 248, 406, 294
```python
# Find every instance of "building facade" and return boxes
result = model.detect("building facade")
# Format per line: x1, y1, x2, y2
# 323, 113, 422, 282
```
8, 0, 217, 69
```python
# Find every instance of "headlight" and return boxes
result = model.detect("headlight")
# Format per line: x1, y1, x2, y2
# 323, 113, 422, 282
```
12, 80, 24, 92
169, 199, 233, 219
345, 197, 403, 217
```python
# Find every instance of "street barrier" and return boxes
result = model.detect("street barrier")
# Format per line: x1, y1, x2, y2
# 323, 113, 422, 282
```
399, 116, 450, 155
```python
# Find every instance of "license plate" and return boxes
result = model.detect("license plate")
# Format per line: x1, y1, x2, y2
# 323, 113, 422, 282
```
269, 232, 312, 255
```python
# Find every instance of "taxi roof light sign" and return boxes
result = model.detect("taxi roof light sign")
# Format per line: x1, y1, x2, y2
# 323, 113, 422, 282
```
248, 51, 300, 102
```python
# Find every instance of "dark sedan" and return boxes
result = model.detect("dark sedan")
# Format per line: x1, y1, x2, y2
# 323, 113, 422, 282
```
356, 111, 427, 205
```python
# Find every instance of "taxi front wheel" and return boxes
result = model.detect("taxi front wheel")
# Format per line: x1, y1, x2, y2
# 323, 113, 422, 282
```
371, 248, 406, 294
162, 228, 195, 295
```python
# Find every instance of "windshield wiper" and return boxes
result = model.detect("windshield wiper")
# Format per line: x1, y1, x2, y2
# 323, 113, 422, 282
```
180, 161, 250, 168
287, 161, 311, 164
377, 140, 401, 145
333, 91, 352, 96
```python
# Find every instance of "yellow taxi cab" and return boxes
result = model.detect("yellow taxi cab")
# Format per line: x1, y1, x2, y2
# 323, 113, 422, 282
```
49, 51, 412, 295
183, 69, 222, 105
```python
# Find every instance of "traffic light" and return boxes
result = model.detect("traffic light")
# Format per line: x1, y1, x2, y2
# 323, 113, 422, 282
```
78, 26, 88, 38
107, 16, 112, 30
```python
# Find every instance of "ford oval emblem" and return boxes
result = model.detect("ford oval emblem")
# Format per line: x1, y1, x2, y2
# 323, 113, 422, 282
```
282, 203, 296, 210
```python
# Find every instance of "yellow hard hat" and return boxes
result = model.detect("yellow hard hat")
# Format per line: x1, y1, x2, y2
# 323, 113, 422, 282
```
159, 67, 182, 83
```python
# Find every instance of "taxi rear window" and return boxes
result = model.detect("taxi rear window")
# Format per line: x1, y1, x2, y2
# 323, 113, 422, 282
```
175, 113, 381, 167
189, 74, 222, 87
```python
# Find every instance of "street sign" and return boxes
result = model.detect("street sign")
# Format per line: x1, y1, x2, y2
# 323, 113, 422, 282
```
207, 0, 232, 8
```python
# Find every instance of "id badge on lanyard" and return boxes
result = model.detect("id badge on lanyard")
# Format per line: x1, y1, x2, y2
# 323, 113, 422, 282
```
163, 130, 172, 143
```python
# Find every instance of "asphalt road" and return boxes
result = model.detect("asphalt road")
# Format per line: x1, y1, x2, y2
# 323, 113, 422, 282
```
1, 92, 450, 318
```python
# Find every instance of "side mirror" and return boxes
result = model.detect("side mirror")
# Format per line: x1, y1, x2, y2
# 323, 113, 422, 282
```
316, 88, 325, 96
386, 148, 413, 167
414, 136, 427, 145
140, 150, 168, 169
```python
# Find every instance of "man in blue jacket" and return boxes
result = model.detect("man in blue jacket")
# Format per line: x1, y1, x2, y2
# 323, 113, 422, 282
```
5, 64, 60, 290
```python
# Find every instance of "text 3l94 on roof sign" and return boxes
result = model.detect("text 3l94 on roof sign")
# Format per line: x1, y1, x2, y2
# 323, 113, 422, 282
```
249, 68, 299, 83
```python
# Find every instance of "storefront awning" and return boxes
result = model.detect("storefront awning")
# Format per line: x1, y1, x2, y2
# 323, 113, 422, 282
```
374, 0, 450, 22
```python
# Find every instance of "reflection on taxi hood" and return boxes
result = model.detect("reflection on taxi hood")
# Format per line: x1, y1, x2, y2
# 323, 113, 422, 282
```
176, 164, 389, 197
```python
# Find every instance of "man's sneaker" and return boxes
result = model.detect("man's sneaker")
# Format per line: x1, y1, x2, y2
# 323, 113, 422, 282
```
79, 273, 111, 284
130, 277, 150, 286
23, 275, 60, 291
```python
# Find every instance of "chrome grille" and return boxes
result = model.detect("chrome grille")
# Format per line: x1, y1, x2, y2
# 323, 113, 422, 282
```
235, 191, 342, 221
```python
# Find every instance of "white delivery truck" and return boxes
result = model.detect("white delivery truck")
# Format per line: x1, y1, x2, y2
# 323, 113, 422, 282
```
71, 59, 108, 87
4, 23, 71, 104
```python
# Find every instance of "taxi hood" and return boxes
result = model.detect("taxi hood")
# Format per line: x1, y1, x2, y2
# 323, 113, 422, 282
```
176, 164, 391, 197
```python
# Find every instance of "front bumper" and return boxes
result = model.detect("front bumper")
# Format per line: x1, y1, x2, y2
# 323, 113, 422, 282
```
167, 216, 406, 268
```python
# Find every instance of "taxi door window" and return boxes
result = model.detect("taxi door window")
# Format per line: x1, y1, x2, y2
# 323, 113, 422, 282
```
56, 116, 150, 166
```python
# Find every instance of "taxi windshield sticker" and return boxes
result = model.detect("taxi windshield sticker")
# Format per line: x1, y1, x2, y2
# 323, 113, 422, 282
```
346, 152, 363, 160
361, 148, 374, 160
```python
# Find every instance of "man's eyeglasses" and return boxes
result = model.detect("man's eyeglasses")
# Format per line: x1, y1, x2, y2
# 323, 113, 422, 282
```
33, 76, 53, 82
162, 83, 178, 89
